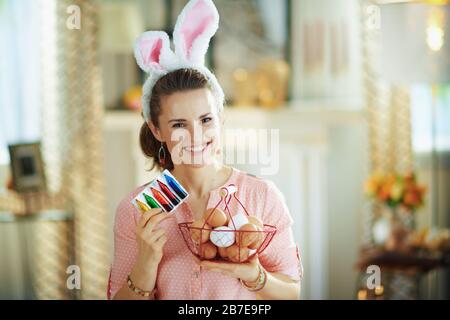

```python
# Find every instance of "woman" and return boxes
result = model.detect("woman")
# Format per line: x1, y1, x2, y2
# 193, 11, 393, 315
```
109, 0, 302, 300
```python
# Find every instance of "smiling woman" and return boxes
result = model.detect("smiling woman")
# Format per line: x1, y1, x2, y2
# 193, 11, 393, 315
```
111, 67, 302, 300
109, 0, 302, 301
139, 69, 218, 171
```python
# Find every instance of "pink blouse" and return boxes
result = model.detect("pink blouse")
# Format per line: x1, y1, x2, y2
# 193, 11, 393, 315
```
108, 167, 303, 300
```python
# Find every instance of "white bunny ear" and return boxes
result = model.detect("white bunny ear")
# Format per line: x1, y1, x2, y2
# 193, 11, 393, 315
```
173, 0, 219, 65
134, 31, 173, 73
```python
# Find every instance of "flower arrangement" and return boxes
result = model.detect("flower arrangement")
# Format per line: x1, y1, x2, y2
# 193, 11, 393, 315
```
364, 172, 427, 212
363, 172, 450, 258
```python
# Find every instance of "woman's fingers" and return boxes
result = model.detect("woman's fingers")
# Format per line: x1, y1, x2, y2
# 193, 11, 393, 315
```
144, 210, 167, 228
201, 261, 234, 272
192, 255, 202, 265
138, 209, 164, 228
204, 266, 233, 277
139, 210, 171, 233
153, 233, 167, 248
143, 212, 171, 235
149, 211, 171, 227
247, 254, 259, 265
147, 228, 166, 243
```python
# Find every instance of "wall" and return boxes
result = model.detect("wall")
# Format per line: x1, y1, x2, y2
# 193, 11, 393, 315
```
327, 123, 368, 299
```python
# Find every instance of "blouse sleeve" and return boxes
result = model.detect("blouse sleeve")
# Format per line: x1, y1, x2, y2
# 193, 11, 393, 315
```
108, 197, 139, 299
258, 181, 303, 282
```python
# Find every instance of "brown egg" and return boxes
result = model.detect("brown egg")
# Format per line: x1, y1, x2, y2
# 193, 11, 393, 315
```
204, 208, 228, 228
199, 242, 217, 260
227, 244, 249, 263
217, 246, 229, 260
248, 226, 265, 250
236, 223, 259, 247
224, 212, 231, 225
247, 216, 264, 229
190, 219, 211, 244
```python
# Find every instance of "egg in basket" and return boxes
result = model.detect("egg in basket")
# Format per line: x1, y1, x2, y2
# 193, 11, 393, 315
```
178, 185, 277, 263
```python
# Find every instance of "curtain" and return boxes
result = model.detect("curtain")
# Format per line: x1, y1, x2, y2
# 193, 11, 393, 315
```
361, 0, 414, 245
52, 0, 110, 299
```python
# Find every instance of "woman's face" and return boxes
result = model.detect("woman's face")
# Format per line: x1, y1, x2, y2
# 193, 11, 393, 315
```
150, 88, 222, 168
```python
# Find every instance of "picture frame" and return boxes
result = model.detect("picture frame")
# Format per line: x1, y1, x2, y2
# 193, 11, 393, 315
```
8, 142, 47, 194
290, 0, 362, 107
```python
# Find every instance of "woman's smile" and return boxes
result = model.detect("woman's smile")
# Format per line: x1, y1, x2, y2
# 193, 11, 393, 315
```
182, 140, 213, 156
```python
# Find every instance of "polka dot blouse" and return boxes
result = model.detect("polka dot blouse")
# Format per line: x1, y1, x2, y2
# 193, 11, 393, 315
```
108, 167, 303, 300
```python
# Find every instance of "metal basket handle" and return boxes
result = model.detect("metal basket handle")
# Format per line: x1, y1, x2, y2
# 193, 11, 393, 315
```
219, 185, 237, 198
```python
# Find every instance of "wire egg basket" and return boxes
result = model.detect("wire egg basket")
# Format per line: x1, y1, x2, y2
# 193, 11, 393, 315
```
178, 184, 277, 263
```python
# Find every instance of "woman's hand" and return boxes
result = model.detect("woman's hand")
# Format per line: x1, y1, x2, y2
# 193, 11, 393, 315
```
195, 255, 301, 300
129, 208, 170, 291
114, 208, 170, 299
135, 208, 170, 266
194, 255, 260, 283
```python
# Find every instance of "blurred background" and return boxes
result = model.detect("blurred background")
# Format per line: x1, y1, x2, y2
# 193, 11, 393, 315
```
0, 0, 449, 300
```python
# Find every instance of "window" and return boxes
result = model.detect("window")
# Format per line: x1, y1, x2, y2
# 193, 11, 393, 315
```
0, 0, 43, 165
410, 85, 450, 153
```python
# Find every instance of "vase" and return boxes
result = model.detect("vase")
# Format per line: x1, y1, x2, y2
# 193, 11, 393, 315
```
384, 207, 414, 253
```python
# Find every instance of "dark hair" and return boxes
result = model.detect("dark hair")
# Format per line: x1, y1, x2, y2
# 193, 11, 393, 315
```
139, 68, 211, 171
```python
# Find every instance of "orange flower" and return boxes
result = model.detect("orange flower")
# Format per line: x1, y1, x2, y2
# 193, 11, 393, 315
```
385, 174, 396, 185
364, 179, 378, 196
364, 173, 383, 197
364, 171, 426, 211
390, 180, 404, 201
404, 191, 419, 207
378, 182, 393, 201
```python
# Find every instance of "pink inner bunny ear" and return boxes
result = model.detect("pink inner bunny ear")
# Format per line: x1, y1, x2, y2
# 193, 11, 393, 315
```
181, 1, 214, 58
134, 32, 171, 72
140, 37, 164, 70
177, 0, 218, 61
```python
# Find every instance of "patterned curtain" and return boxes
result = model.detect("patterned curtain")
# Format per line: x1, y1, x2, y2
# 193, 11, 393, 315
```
36, 0, 109, 299
361, 0, 414, 244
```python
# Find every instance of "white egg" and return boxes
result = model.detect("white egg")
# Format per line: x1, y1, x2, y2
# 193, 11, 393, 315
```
228, 213, 249, 230
210, 226, 235, 248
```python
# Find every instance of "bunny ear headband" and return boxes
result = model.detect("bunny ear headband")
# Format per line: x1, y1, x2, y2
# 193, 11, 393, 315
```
134, 0, 225, 123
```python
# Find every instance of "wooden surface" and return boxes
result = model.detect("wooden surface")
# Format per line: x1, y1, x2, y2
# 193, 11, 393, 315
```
356, 246, 450, 274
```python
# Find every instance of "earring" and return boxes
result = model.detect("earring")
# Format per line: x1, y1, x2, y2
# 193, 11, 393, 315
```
158, 142, 166, 167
